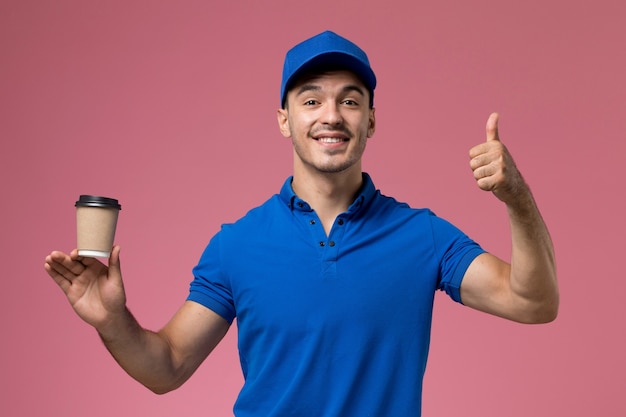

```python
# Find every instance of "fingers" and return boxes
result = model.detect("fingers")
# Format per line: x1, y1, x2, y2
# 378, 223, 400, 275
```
46, 250, 86, 276
44, 257, 73, 293
469, 112, 505, 192
486, 112, 500, 142
471, 145, 506, 191
44, 250, 97, 293
45, 251, 80, 293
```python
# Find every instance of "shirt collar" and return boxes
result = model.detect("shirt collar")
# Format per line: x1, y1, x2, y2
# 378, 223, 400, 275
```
279, 172, 377, 215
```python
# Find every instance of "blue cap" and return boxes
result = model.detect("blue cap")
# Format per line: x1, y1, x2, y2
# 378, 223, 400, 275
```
280, 30, 377, 108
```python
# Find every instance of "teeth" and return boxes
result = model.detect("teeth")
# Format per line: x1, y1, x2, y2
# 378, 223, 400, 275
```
318, 137, 345, 143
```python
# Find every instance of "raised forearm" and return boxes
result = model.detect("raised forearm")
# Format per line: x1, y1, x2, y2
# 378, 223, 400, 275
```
506, 187, 559, 322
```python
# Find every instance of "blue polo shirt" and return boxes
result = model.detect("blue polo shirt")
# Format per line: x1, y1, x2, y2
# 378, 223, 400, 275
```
188, 173, 485, 416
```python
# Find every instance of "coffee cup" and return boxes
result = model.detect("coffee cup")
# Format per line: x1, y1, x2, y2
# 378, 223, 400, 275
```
75, 195, 122, 258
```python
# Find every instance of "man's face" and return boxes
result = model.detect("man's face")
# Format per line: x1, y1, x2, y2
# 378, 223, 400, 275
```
277, 70, 376, 176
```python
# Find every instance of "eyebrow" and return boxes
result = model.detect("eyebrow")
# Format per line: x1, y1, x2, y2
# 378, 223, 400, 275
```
295, 84, 366, 98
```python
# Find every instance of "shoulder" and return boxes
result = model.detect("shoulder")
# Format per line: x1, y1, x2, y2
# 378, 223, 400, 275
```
368, 189, 437, 223
219, 194, 285, 237
369, 189, 479, 252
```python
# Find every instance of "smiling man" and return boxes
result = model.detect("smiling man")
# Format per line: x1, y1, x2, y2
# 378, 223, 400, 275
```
45, 30, 558, 416
278, 67, 375, 234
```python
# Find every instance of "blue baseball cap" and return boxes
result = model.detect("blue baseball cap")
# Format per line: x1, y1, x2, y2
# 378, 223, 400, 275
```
280, 30, 377, 108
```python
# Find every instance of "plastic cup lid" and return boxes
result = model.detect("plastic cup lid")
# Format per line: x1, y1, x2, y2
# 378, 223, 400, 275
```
75, 195, 122, 210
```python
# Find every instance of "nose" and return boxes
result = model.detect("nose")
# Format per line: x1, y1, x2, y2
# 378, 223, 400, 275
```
320, 102, 343, 126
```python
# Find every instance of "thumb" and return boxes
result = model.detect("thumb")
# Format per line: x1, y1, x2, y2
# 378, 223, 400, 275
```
108, 245, 122, 279
486, 112, 500, 142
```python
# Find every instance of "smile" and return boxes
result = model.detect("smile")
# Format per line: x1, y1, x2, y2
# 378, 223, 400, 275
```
316, 137, 348, 143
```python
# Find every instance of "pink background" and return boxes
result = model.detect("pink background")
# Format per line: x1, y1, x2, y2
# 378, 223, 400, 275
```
2, 0, 625, 416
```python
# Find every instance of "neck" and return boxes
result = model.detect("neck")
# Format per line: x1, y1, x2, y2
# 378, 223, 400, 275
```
292, 166, 363, 234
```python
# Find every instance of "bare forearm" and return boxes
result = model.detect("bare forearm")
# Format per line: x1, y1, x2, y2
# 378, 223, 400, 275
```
97, 308, 182, 394
507, 187, 559, 322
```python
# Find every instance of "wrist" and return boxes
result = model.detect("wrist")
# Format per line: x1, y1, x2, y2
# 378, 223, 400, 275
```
96, 306, 138, 343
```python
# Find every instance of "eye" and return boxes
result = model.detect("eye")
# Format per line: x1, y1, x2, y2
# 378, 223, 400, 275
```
342, 99, 359, 106
303, 99, 318, 106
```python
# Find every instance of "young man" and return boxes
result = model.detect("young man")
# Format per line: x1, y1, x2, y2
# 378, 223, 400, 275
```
45, 30, 558, 416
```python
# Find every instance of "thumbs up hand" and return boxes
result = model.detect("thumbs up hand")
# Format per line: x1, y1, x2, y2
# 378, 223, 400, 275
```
469, 113, 527, 204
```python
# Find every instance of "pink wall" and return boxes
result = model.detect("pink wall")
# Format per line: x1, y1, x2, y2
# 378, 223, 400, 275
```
2, 0, 625, 415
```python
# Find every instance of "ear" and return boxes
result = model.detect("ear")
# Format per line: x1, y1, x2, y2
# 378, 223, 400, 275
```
277, 108, 291, 138
367, 108, 376, 138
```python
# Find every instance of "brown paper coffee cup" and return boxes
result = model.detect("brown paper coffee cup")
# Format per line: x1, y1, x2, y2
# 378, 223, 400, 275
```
75, 195, 122, 258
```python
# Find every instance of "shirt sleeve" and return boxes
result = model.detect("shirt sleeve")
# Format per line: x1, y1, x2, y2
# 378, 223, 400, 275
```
430, 214, 486, 304
187, 232, 237, 323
